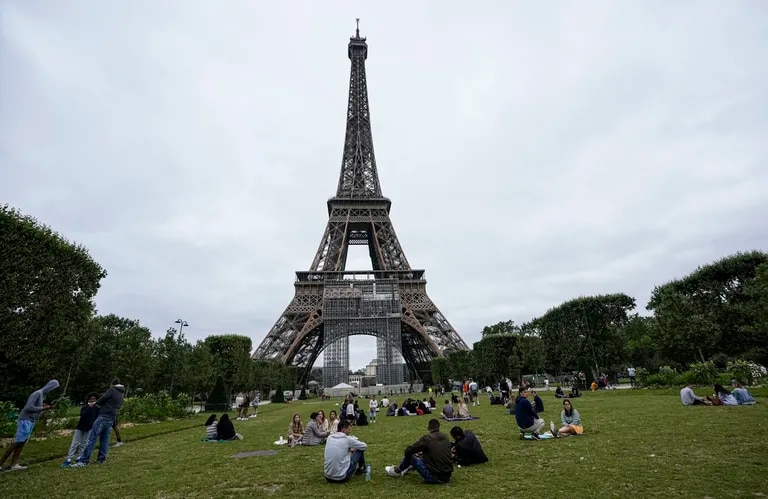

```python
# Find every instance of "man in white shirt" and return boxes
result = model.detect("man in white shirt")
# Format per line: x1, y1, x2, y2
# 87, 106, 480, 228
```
380, 396, 390, 408
324, 420, 368, 483
627, 367, 636, 387
468, 380, 479, 406
680, 384, 711, 406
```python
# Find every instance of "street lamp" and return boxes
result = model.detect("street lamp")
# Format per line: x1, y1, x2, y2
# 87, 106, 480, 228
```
175, 319, 189, 335
169, 319, 189, 397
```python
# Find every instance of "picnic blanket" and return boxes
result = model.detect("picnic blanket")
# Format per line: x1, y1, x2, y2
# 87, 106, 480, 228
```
442, 416, 480, 421
523, 433, 581, 440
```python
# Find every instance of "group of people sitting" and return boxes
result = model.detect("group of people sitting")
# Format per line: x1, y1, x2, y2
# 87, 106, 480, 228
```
514, 386, 584, 439
203, 414, 242, 441
387, 397, 436, 417
323, 417, 488, 484
680, 380, 757, 406
439, 399, 471, 419
554, 385, 582, 398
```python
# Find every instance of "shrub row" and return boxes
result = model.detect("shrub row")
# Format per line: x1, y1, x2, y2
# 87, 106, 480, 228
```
639, 360, 764, 388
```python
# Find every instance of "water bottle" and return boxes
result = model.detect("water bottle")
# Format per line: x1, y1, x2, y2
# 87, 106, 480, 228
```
365, 464, 371, 481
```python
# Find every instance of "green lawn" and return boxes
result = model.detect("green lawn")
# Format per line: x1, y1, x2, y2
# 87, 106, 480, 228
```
1, 388, 766, 498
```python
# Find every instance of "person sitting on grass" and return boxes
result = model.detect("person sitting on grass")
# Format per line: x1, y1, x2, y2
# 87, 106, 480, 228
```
555, 386, 565, 398
387, 403, 397, 417
449, 426, 488, 466
457, 400, 470, 418
731, 380, 757, 405
287, 413, 304, 447
569, 385, 582, 398
680, 383, 712, 406
318, 410, 329, 433
553, 399, 584, 437
531, 390, 544, 413
515, 387, 544, 440
302, 412, 329, 446
713, 384, 738, 406
328, 410, 340, 433
62, 393, 100, 467
0, 380, 59, 471
385, 418, 453, 484
441, 400, 455, 419
204, 414, 218, 441
215, 414, 237, 440
324, 420, 368, 483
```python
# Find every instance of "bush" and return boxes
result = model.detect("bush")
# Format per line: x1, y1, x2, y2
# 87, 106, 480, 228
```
635, 367, 650, 386
271, 385, 285, 404
120, 392, 192, 423
0, 401, 18, 438
727, 360, 765, 386
37, 397, 73, 437
206, 377, 229, 412
686, 361, 719, 385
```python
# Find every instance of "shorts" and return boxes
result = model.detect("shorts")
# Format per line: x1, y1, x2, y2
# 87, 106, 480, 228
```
571, 425, 584, 434
15, 420, 36, 443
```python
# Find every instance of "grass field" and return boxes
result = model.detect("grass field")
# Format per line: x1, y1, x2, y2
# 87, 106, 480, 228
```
1, 388, 766, 498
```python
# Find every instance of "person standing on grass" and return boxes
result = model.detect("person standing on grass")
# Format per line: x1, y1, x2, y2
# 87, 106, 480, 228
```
369, 395, 378, 423
515, 387, 545, 440
324, 420, 368, 483
71, 379, 125, 467
0, 380, 59, 471
627, 366, 636, 387
385, 418, 453, 483
469, 379, 479, 406
62, 393, 100, 467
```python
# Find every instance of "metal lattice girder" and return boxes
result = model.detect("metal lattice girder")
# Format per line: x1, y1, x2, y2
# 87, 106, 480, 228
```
252, 27, 469, 384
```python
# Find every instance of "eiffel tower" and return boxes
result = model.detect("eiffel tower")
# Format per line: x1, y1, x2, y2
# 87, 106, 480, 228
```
252, 23, 469, 384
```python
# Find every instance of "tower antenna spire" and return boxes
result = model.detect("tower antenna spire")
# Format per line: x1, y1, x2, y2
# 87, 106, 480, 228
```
355, 18, 360, 38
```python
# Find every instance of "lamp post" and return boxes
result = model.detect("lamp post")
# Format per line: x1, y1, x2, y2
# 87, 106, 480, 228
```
169, 319, 189, 397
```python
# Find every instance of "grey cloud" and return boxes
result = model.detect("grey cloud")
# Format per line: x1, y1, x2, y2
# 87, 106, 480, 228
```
2, 1, 766, 368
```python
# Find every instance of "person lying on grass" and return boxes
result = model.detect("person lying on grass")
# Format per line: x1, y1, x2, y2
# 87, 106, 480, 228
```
553, 399, 584, 437
324, 420, 367, 483
385, 418, 453, 484
449, 426, 488, 466
0, 379, 59, 471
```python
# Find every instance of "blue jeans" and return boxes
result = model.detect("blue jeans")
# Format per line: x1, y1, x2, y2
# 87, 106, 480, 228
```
77, 416, 113, 464
399, 455, 449, 484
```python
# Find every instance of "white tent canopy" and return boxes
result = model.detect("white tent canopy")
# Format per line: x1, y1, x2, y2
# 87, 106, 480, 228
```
330, 382, 354, 389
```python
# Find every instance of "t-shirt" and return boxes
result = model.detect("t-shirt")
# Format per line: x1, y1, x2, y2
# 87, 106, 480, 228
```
469, 382, 478, 392
369, 399, 378, 410
628, 367, 636, 377
442, 404, 454, 418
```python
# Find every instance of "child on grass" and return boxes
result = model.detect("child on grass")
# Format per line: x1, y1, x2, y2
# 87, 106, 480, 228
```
61, 393, 100, 467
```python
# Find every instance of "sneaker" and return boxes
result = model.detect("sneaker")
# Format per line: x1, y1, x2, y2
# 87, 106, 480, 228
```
70, 462, 87, 468
385, 465, 403, 478
60, 460, 71, 468
531, 432, 541, 440
355, 467, 366, 475
9, 464, 27, 471
113, 441, 124, 447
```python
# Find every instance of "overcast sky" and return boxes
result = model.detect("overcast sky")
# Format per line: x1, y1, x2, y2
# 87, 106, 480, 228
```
2, 1, 767, 369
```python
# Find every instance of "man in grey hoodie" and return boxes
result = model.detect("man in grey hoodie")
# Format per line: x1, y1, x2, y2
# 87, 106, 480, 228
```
323, 420, 368, 483
72, 379, 125, 467
0, 379, 59, 471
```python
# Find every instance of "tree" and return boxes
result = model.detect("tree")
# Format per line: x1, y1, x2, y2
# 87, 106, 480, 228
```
647, 251, 768, 365
430, 357, 449, 386
622, 315, 661, 371
204, 335, 253, 400
472, 335, 518, 385
0, 205, 106, 403
532, 293, 635, 376
155, 327, 192, 397
481, 320, 520, 337
738, 263, 768, 364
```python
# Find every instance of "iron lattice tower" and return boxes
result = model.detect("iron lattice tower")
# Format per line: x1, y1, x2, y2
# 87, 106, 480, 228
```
252, 24, 469, 384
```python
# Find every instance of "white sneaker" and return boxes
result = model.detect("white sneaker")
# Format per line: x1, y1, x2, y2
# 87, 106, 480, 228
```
9, 464, 27, 471
385, 465, 402, 477
113, 441, 124, 447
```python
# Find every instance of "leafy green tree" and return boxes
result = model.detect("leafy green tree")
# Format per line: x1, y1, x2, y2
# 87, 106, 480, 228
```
481, 320, 520, 337
204, 335, 253, 400
622, 315, 661, 371
0, 205, 106, 403
739, 263, 768, 364
472, 335, 517, 385
155, 327, 192, 397
647, 251, 768, 365
430, 357, 450, 386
